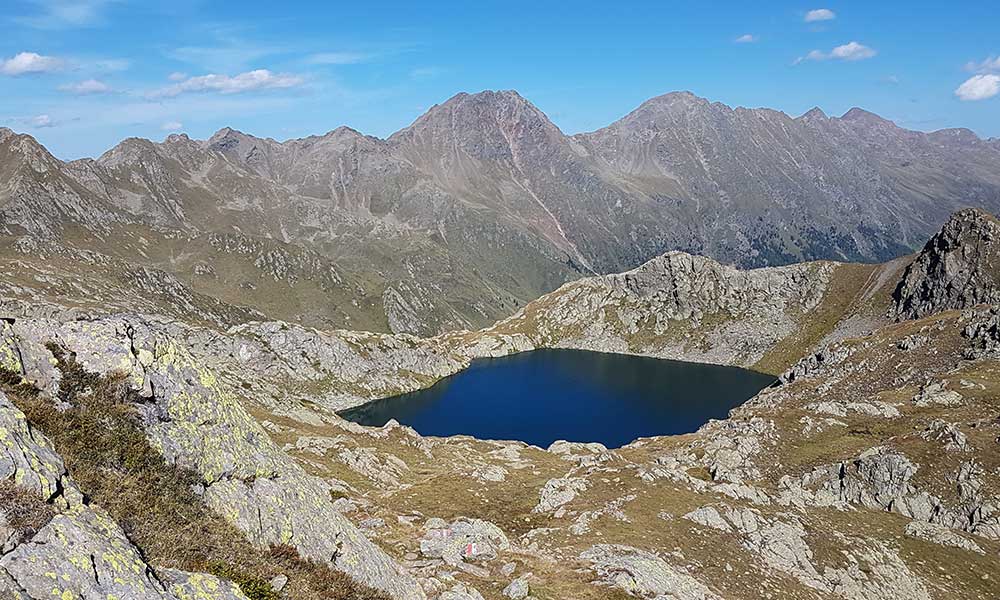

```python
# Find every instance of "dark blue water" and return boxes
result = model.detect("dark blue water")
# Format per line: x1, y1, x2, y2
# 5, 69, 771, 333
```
339, 349, 775, 448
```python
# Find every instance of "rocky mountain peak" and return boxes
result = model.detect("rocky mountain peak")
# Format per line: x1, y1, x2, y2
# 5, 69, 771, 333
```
927, 127, 982, 146
95, 137, 162, 168
800, 107, 828, 121
891, 208, 1000, 320
205, 127, 258, 152
611, 91, 713, 125
392, 89, 556, 142
840, 107, 895, 127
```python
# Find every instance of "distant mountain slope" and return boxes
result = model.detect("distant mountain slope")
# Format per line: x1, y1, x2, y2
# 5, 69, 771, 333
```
1, 90, 999, 335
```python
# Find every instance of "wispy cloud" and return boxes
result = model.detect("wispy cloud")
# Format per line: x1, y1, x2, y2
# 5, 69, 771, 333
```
804, 8, 836, 22
6, 114, 57, 129
13, 0, 120, 30
168, 44, 282, 74
795, 42, 876, 64
955, 74, 999, 101
306, 52, 370, 65
0, 52, 65, 76
31, 114, 54, 128
734, 34, 758, 44
161, 121, 184, 131
965, 56, 1000, 74
148, 69, 306, 98
59, 78, 112, 95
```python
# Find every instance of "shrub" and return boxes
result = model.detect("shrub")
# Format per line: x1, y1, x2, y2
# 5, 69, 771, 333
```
0, 478, 55, 546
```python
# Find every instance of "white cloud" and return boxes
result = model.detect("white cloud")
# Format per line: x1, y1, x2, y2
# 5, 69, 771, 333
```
734, 34, 758, 43
168, 72, 188, 81
805, 8, 836, 22
955, 74, 1000, 101
149, 69, 306, 98
965, 56, 1000, 74
31, 115, 54, 128
831, 42, 877, 60
59, 78, 111, 95
14, 0, 119, 30
161, 121, 184, 131
307, 52, 369, 65
796, 42, 877, 64
0, 52, 64, 76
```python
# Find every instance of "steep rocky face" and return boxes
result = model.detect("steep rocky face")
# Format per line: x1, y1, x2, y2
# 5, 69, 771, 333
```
892, 208, 1000, 320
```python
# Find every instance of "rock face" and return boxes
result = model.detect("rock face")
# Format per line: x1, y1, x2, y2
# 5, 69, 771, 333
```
580, 545, 721, 599
0, 390, 249, 600
892, 208, 1000, 320
0, 317, 425, 600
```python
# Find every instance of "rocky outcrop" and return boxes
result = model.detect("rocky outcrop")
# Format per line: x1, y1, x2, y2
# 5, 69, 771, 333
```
579, 545, 721, 599
0, 390, 249, 600
419, 518, 510, 566
892, 208, 1000, 320
487, 251, 839, 369
1, 316, 424, 600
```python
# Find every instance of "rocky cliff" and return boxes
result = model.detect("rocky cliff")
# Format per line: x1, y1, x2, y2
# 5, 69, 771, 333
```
892, 208, 1000, 320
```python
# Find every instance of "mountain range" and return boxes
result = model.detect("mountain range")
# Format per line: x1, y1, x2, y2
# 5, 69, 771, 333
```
3, 90, 1000, 335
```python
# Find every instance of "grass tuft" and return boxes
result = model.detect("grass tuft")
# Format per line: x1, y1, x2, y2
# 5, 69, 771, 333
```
3, 343, 388, 600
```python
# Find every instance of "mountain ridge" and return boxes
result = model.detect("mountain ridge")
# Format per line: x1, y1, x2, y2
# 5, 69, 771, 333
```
3, 89, 1000, 336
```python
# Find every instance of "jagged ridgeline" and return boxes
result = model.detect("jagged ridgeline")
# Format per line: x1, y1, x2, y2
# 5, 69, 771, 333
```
2, 91, 1000, 337
2, 208, 1000, 599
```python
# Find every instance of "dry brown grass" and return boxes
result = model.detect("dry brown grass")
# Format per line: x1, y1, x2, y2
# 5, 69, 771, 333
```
3, 344, 388, 600
0, 478, 55, 547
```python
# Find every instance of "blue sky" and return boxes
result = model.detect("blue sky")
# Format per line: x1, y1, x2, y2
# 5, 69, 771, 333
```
2, 0, 998, 159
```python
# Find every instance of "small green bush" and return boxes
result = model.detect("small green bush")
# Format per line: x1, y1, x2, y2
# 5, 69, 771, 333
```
208, 562, 280, 600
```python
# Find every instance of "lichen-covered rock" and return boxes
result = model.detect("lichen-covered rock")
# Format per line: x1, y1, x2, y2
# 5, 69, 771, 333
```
5, 316, 425, 600
0, 391, 79, 508
724, 508, 827, 591
822, 541, 932, 600
159, 569, 251, 600
580, 544, 721, 599
0, 504, 251, 600
419, 517, 510, 565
